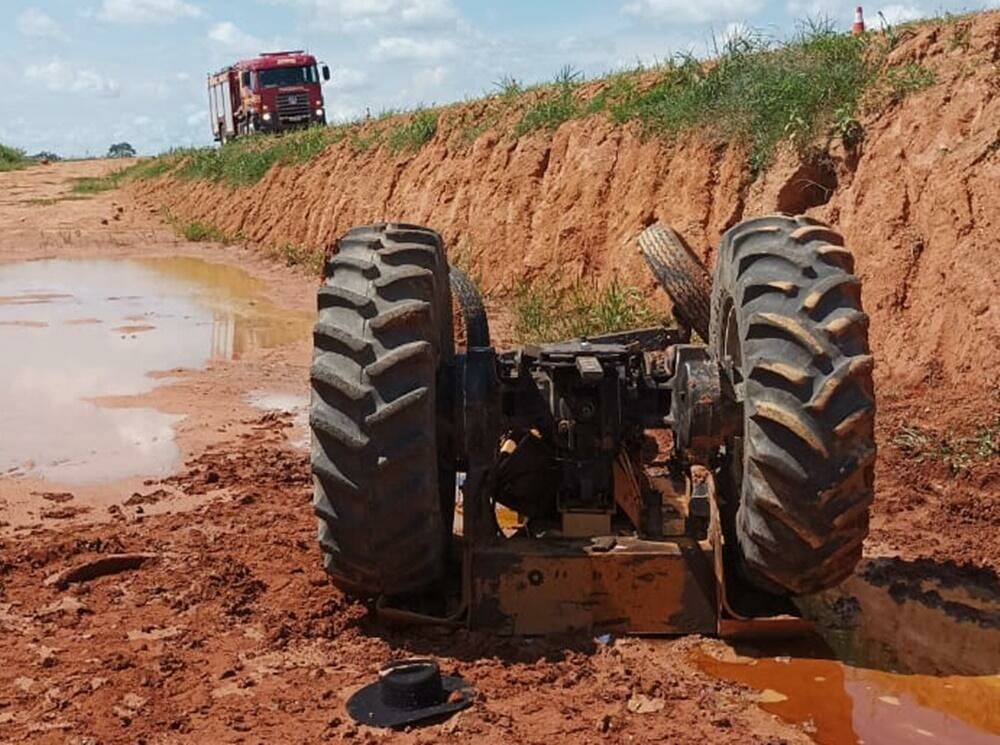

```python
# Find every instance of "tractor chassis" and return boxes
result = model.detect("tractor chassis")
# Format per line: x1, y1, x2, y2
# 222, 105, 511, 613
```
312, 221, 875, 637
386, 292, 809, 635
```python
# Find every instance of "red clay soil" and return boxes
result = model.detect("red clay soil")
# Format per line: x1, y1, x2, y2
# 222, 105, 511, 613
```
138, 13, 1000, 571
0, 413, 806, 745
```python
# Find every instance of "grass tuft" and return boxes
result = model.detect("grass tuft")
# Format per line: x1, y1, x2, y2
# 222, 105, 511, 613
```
494, 75, 523, 102
892, 416, 1000, 474
161, 210, 238, 244
348, 128, 383, 153
514, 65, 583, 137
268, 243, 325, 274
180, 220, 232, 243
513, 277, 663, 343
609, 22, 879, 172
885, 63, 937, 101
386, 109, 438, 153
179, 127, 336, 186
70, 153, 187, 193
0, 144, 29, 172
72, 174, 125, 193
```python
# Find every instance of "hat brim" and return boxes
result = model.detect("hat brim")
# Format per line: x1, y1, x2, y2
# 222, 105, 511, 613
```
346, 675, 474, 729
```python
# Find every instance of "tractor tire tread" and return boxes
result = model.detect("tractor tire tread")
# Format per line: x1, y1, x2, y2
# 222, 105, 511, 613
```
310, 223, 454, 598
710, 214, 875, 595
639, 223, 712, 340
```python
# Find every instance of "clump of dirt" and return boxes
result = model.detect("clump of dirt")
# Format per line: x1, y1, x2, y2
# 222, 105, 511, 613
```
123, 489, 170, 506
39, 505, 91, 520
177, 559, 267, 618
35, 491, 75, 503
164, 412, 308, 497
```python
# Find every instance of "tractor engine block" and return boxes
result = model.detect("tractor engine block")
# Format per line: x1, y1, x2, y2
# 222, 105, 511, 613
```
492, 340, 673, 527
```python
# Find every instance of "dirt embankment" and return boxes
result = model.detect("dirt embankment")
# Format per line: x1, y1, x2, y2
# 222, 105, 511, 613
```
143, 16, 999, 400
139, 14, 1000, 569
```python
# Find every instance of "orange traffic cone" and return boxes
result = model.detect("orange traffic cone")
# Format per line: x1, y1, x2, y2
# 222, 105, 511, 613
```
852, 6, 866, 35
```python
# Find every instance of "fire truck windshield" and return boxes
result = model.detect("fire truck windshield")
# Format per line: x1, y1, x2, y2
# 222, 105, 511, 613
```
258, 65, 318, 88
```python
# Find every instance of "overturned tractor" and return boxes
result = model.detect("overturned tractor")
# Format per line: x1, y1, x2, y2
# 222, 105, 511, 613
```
309, 215, 875, 634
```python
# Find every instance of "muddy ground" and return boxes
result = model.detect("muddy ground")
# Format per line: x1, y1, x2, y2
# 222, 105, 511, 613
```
1, 160, 998, 745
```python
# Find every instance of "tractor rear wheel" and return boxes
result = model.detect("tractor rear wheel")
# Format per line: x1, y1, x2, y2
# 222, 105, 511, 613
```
639, 223, 712, 340
710, 214, 875, 595
310, 224, 455, 598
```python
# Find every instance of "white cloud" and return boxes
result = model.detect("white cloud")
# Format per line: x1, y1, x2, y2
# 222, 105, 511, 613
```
24, 59, 121, 97
99, 0, 203, 24
137, 80, 171, 98
874, 4, 925, 26
784, 0, 846, 21
373, 36, 457, 61
328, 66, 369, 90
556, 36, 579, 53
623, 0, 762, 24
327, 103, 362, 123
268, 0, 457, 31
207, 21, 265, 55
395, 0, 456, 25
412, 65, 448, 89
16, 9, 68, 40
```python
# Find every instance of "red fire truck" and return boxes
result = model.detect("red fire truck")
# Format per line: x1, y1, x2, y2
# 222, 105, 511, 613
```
208, 51, 331, 142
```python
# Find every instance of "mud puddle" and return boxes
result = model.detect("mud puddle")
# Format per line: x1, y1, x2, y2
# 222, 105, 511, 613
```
699, 558, 1000, 744
0, 257, 310, 484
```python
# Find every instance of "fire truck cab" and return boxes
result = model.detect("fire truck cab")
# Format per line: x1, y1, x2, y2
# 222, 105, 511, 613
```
208, 51, 330, 142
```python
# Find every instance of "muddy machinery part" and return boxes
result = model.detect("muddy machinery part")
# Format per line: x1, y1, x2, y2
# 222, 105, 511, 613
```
310, 224, 454, 598
310, 216, 875, 635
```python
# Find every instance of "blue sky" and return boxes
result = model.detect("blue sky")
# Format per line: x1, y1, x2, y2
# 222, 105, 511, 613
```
0, 0, 992, 157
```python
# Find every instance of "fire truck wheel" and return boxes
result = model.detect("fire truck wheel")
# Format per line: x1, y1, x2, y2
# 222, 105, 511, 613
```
710, 214, 875, 595
639, 223, 712, 340
310, 223, 455, 598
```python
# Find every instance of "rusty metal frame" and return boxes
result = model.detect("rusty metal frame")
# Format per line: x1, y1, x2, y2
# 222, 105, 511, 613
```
376, 443, 811, 636
466, 534, 719, 635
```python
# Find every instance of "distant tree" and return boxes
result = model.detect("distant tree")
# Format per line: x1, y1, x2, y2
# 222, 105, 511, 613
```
108, 142, 136, 158
30, 151, 61, 161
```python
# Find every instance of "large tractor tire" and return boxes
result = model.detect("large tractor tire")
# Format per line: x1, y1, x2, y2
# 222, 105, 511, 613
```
710, 214, 875, 595
310, 224, 455, 598
639, 223, 712, 340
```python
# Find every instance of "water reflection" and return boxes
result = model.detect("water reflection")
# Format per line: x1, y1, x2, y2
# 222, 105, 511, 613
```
0, 257, 311, 484
699, 558, 1000, 745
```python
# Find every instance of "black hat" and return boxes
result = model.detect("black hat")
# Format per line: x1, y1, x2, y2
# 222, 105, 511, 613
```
346, 659, 475, 729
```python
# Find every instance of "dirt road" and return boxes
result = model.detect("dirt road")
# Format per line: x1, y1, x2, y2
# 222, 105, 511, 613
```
1, 161, 998, 745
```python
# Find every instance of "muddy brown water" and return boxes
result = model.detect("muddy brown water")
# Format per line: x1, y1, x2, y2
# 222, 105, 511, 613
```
0, 256, 310, 484
700, 558, 1000, 744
